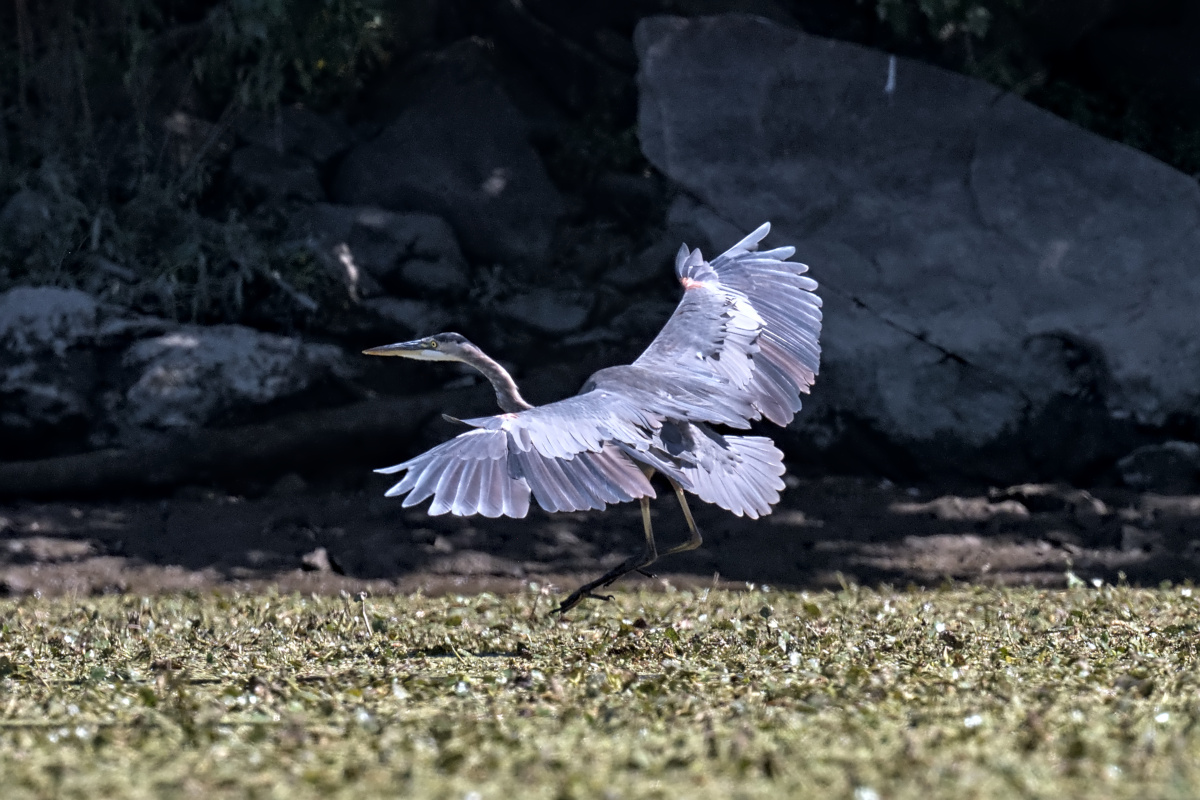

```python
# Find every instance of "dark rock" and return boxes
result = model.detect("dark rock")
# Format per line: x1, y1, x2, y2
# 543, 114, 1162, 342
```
489, 0, 633, 114
0, 288, 100, 455
604, 235, 677, 289
301, 546, 342, 573
0, 190, 54, 251
229, 145, 324, 203
498, 289, 593, 335
361, 298, 452, 338
593, 27, 639, 71
268, 472, 308, 497
636, 14, 1200, 479
119, 325, 348, 430
332, 40, 565, 269
606, 299, 678, 342
397, 256, 470, 296
665, 195, 742, 257
891, 495, 1029, 522
0, 361, 92, 444
293, 204, 469, 296
235, 107, 354, 166
1117, 442, 1200, 494
564, 298, 678, 347
95, 315, 178, 347
989, 484, 1109, 535
989, 483, 1072, 513
589, 172, 665, 222
0, 287, 97, 357
1120, 524, 1162, 553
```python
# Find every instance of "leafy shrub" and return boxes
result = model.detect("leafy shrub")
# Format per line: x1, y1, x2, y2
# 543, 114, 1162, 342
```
0, 0, 392, 326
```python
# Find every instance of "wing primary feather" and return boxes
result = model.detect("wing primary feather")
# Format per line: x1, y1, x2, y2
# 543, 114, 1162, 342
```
476, 458, 505, 519
450, 460, 483, 516
516, 451, 567, 513
416, 460, 458, 511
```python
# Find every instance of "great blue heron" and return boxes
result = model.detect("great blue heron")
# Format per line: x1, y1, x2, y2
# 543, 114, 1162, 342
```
364, 222, 821, 613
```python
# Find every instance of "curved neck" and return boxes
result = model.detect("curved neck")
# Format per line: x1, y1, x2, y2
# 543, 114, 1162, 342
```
464, 347, 533, 413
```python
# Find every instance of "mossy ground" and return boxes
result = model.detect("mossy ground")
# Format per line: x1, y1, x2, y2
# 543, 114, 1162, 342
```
1, 583, 1199, 798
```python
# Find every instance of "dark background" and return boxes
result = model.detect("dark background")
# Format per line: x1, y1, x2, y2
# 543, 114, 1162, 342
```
1, 0, 1199, 491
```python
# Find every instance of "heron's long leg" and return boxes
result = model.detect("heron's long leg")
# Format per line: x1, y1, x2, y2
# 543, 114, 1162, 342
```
553, 496, 658, 615
658, 478, 703, 556
635, 494, 658, 577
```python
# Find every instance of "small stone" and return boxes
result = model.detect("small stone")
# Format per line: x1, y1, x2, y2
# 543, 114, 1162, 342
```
989, 483, 1070, 513
1120, 525, 1162, 553
1117, 441, 1200, 493
301, 547, 335, 572
268, 472, 308, 497
0, 190, 53, 250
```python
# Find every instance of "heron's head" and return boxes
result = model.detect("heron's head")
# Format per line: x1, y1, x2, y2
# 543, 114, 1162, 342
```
362, 332, 475, 363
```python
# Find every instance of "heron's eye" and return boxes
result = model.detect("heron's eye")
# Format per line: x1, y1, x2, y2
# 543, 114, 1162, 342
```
427, 339, 438, 349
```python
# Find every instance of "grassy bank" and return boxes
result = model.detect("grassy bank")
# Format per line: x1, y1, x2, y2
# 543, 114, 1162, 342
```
1, 583, 1198, 798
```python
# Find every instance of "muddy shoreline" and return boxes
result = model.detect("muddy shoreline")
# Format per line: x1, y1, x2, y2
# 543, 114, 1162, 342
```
3, 475, 1196, 599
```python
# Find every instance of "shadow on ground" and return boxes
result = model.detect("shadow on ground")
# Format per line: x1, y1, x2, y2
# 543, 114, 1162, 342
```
2, 476, 1199, 598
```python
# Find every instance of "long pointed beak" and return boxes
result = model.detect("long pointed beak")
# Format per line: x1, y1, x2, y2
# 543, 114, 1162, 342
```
362, 340, 423, 357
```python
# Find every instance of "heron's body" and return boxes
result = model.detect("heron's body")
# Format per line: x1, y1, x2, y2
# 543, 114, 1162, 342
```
364, 223, 822, 612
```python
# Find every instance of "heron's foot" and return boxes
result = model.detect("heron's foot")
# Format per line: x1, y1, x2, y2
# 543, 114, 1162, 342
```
553, 554, 649, 616
552, 588, 615, 615
636, 568, 656, 579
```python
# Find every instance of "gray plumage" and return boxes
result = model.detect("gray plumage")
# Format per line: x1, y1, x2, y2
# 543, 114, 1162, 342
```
363, 222, 822, 611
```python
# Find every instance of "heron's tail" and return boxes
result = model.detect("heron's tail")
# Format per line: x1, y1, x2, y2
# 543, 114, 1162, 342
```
624, 422, 786, 519
677, 433, 785, 519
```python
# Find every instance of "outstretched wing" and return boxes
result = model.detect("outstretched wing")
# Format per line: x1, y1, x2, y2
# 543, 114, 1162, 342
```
376, 428, 655, 518
633, 222, 822, 426
378, 375, 734, 519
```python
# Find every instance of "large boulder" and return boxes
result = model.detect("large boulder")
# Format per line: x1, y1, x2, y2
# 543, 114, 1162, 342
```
635, 14, 1200, 480
120, 325, 347, 430
331, 40, 565, 269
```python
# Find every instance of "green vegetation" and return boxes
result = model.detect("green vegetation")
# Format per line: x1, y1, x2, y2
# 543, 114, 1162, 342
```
0, 0, 394, 324
2, 584, 1199, 798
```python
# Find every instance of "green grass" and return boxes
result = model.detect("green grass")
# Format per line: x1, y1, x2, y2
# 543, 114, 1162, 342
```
2, 583, 1199, 798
